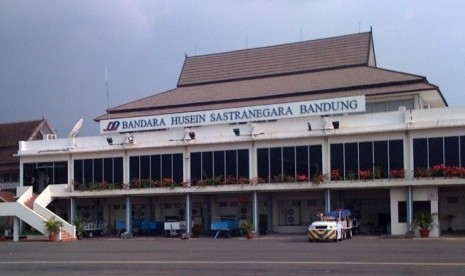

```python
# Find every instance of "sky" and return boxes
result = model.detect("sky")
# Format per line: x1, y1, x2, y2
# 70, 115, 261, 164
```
1, 0, 464, 137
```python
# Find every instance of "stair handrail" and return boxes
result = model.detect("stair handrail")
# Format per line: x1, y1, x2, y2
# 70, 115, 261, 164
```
16, 186, 33, 205
34, 184, 76, 238
0, 187, 45, 236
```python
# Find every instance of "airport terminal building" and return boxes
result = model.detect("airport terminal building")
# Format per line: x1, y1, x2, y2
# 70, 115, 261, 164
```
5, 31, 465, 240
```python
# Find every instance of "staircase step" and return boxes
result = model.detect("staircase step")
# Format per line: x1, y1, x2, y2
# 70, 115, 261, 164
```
60, 230, 76, 241
24, 194, 38, 209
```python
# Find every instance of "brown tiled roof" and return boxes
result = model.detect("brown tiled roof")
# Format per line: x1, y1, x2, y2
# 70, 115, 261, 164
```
95, 31, 447, 122
178, 32, 373, 86
0, 191, 16, 202
96, 66, 439, 121
0, 119, 52, 167
0, 120, 45, 147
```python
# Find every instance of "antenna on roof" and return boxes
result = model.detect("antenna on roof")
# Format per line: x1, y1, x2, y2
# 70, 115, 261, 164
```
68, 118, 83, 138
105, 66, 110, 112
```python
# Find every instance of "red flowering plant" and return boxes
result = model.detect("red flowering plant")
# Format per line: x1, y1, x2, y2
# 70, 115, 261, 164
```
223, 175, 237, 185
195, 178, 206, 187
296, 174, 309, 182
312, 174, 324, 184
96, 180, 109, 190
239, 177, 250, 184
414, 167, 432, 178
330, 169, 341, 181
271, 175, 284, 183
284, 175, 296, 183
432, 164, 446, 177
359, 169, 372, 180
390, 169, 405, 179
162, 177, 175, 188
444, 166, 465, 177
131, 178, 141, 189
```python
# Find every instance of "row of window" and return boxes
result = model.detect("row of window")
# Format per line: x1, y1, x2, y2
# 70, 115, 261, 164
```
0, 173, 18, 183
74, 158, 123, 186
23, 135, 465, 189
190, 149, 249, 185
129, 154, 183, 184
257, 145, 322, 182
330, 140, 404, 180
23, 162, 68, 185
23, 161, 68, 192
413, 136, 465, 170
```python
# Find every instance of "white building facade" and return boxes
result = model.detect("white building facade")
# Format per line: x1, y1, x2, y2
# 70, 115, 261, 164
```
9, 32, 465, 239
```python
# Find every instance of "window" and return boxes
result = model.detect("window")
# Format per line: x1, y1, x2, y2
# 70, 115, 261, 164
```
330, 139, 404, 180
190, 149, 249, 185
366, 99, 414, 113
129, 153, 183, 184
398, 201, 431, 223
74, 157, 123, 186
413, 135, 465, 175
23, 161, 68, 192
257, 145, 322, 183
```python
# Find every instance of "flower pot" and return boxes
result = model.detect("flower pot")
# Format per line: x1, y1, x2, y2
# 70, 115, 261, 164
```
48, 233, 57, 242
419, 229, 430, 238
246, 232, 253, 239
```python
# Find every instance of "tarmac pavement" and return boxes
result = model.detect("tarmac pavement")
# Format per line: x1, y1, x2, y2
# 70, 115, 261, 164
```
1, 234, 465, 275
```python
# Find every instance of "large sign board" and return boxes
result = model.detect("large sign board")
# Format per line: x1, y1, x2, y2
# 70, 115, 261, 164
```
100, 95, 365, 133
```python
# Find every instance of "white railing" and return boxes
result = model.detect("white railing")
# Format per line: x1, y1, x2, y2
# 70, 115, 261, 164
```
0, 185, 76, 239
0, 187, 48, 236
34, 184, 75, 238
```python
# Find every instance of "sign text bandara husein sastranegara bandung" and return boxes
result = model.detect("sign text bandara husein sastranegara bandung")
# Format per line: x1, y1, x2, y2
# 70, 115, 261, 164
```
101, 96, 365, 133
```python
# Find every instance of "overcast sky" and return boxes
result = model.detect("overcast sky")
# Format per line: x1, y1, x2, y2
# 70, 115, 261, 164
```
1, 0, 464, 137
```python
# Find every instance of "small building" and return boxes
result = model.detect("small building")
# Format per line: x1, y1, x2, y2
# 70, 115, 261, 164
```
0, 119, 55, 191
0, 119, 55, 234
2, 31, 464, 241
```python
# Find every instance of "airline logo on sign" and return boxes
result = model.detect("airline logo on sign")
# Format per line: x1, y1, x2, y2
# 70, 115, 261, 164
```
100, 96, 365, 133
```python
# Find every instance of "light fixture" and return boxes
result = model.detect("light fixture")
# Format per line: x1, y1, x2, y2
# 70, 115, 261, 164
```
233, 128, 240, 136
127, 135, 134, 143
307, 122, 312, 131
332, 121, 340, 129
106, 137, 113, 145
188, 132, 195, 139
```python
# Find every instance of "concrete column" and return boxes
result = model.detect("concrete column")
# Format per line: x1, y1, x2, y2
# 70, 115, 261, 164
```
184, 146, 190, 187
250, 141, 257, 180
13, 217, 20, 242
322, 136, 330, 175
125, 195, 132, 237
407, 186, 413, 233
206, 195, 212, 231
123, 151, 130, 185
185, 193, 191, 235
324, 189, 331, 213
267, 193, 273, 234
70, 197, 76, 222
253, 191, 258, 236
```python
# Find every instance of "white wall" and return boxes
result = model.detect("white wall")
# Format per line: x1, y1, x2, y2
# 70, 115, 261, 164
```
390, 187, 439, 237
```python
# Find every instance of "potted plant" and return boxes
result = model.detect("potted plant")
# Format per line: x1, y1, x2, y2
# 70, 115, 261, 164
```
73, 216, 86, 240
413, 212, 437, 238
241, 221, 254, 239
44, 216, 63, 241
